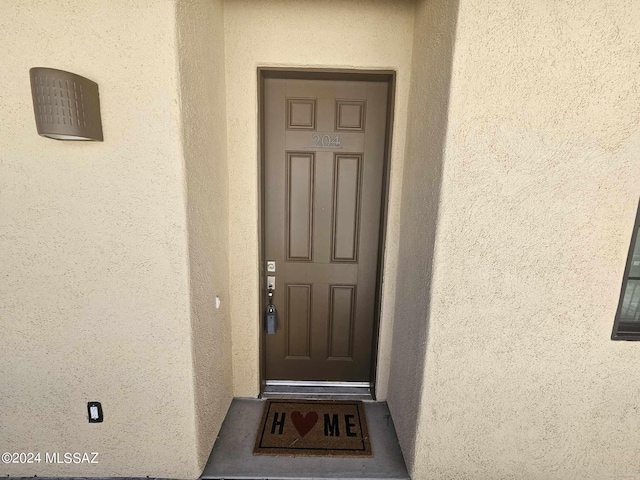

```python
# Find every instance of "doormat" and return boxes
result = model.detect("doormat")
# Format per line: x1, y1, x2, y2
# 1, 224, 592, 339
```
253, 399, 372, 457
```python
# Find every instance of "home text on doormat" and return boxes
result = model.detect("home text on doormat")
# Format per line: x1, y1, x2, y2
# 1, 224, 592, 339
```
253, 399, 372, 457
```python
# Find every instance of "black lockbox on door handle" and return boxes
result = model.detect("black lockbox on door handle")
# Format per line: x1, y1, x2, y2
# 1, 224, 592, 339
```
265, 287, 277, 334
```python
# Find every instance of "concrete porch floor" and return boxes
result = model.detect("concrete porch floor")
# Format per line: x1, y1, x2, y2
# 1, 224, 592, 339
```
201, 398, 410, 480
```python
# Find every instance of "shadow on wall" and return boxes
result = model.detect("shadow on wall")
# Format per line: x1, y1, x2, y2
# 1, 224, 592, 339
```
386, 0, 460, 473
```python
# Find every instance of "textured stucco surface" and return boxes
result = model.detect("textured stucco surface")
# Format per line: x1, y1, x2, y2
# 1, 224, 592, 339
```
3, 1, 640, 478
0, 1, 228, 478
386, 0, 458, 472
176, 0, 233, 472
401, 1, 640, 478
224, 0, 415, 398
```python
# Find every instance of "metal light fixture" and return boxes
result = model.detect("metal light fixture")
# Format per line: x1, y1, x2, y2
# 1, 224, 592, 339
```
29, 67, 103, 141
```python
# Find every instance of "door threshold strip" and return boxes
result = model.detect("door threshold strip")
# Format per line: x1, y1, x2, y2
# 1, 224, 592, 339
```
262, 383, 373, 401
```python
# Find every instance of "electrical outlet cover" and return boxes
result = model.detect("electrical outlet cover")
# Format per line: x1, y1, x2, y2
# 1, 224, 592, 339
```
87, 402, 103, 423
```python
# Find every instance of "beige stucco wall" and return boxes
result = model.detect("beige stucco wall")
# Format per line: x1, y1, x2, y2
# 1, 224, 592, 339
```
386, 0, 459, 471
3, 0, 639, 478
395, 0, 640, 478
176, 0, 233, 471
0, 1, 230, 478
224, 0, 415, 398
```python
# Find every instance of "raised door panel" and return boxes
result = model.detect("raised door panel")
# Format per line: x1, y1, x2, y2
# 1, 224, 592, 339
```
286, 152, 314, 261
327, 285, 357, 360
286, 284, 312, 358
331, 154, 363, 263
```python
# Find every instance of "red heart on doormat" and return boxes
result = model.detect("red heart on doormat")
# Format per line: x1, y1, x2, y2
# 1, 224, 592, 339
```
291, 411, 318, 437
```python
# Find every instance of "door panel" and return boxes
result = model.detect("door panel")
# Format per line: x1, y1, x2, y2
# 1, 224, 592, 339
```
286, 284, 312, 358
264, 78, 388, 382
286, 153, 314, 261
332, 154, 362, 262
328, 285, 357, 359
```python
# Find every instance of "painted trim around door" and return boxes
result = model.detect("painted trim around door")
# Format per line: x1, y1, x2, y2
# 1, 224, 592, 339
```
257, 67, 397, 400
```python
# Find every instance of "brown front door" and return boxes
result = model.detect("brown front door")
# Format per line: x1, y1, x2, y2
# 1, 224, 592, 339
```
263, 76, 389, 382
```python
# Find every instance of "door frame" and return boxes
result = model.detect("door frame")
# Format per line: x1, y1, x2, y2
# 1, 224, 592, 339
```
257, 67, 397, 400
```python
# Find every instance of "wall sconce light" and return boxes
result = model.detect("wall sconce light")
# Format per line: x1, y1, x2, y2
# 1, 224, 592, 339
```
29, 67, 103, 141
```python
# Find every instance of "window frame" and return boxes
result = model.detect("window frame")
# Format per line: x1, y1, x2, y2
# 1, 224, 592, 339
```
611, 198, 640, 340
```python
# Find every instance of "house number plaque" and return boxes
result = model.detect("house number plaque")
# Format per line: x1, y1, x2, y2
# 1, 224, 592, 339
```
305, 134, 349, 149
